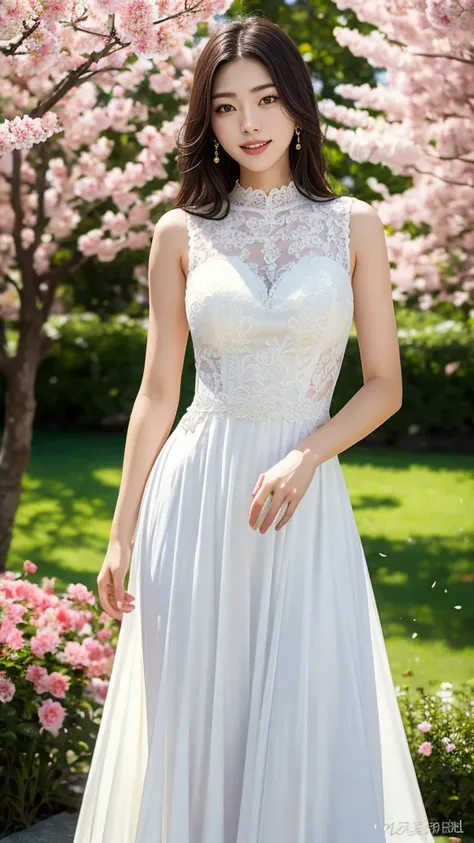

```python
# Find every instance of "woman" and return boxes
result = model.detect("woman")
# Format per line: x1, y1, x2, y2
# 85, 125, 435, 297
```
73, 15, 434, 843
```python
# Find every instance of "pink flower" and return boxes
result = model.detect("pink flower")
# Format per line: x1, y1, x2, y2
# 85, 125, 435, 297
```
0, 114, 61, 156
6, 627, 25, 650
0, 617, 15, 643
416, 721, 432, 733
82, 636, 104, 662
4, 600, 27, 624
418, 741, 433, 756
445, 742, 455, 752
66, 583, 95, 605
23, 560, 38, 574
47, 671, 71, 698
63, 641, 90, 668
38, 698, 66, 736
97, 627, 112, 641
30, 628, 60, 658
0, 671, 16, 703
41, 577, 56, 594
85, 677, 109, 704
55, 605, 78, 632
26, 664, 50, 694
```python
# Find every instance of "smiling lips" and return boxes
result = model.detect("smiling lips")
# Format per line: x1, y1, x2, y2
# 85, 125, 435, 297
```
240, 140, 272, 155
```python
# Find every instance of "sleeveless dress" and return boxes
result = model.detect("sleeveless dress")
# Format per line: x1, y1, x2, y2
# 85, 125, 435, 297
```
73, 180, 434, 843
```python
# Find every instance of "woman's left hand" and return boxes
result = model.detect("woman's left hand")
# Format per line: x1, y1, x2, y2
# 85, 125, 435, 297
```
248, 448, 319, 533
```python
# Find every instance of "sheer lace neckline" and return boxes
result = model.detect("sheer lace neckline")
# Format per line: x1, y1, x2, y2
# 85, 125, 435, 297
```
228, 179, 301, 209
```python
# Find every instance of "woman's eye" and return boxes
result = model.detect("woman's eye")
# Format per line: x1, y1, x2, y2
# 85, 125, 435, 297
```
214, 95, 279, 113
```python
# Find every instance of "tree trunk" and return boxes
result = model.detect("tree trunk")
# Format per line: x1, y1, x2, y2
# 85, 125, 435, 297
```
0, 332, 41, 573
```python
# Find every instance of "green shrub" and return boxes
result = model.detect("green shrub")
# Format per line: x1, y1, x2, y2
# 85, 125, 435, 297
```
1, 312, 473, 440
335, 318, 474, 443
0, 562, 119, 835
396, 678, 474, 838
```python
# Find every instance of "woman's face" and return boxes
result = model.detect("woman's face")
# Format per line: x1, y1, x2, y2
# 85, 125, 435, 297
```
210, 57, 296, 178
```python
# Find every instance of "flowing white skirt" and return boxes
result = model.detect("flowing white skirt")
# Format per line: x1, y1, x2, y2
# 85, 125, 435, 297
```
73, 413, 434, 843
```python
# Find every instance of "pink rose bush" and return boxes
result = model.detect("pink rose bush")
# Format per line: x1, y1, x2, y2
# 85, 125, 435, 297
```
395, 677, 474, 831
0, 560, 119, 833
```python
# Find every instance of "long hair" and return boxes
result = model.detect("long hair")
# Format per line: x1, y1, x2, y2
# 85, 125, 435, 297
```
173, 15, 338, 219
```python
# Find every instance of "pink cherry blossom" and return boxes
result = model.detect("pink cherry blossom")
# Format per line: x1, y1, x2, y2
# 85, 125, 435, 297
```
38, 698, 66, 736
23, 560, 38, 574
0, 114, 61, 156
445, 742, 456, 752
321, 0, 474, 310
416, 721, 432, 733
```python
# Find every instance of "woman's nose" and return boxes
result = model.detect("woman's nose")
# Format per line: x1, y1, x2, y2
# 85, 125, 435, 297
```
240, 111, 261, 134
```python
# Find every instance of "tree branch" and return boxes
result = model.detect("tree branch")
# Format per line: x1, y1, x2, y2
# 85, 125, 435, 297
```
31, 144, 50, 254
0, 20, 41, 56
30, 37, 125, 119
384, 36, 473, 66
407, 164, 474, 188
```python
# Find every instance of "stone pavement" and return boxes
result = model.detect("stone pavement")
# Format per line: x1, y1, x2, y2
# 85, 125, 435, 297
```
3, 811, 78, 842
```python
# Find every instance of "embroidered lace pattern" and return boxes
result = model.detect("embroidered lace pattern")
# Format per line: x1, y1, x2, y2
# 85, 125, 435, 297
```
179, 180, 354, 433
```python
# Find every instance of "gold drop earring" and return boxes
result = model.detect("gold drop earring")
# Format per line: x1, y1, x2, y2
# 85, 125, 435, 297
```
213, 139, 220, 164
294, 125, 301, 150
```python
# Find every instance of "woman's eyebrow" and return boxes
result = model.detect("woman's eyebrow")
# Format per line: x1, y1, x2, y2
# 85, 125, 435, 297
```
211, 82, 276, 100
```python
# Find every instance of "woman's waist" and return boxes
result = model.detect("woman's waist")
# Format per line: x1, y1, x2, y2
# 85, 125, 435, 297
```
178, 384, 331, 433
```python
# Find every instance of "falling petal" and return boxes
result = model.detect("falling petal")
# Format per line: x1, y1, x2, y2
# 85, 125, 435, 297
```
431, 581, 437, 587
379, 552, 387, 557
412, 632, 418, 639
454, 605, 462, 610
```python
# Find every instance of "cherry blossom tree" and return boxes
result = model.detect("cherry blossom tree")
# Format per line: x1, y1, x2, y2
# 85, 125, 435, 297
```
0, 0, 231, 571
318, 0, 474, 312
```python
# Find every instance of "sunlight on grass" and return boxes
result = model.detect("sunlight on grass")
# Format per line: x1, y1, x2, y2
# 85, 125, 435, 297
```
340, 449, 474, 688
8, 431, 474, 691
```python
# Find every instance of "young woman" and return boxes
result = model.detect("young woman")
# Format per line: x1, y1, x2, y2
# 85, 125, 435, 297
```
73, 15, 434, 843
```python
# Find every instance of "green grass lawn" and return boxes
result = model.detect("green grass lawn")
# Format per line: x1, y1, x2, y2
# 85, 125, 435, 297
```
7, 430, 474, 698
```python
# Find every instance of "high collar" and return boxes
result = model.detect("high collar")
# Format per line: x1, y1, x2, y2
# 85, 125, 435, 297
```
228, 178, 302, 210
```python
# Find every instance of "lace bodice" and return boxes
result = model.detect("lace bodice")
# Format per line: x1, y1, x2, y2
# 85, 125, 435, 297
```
179, 179, 354, 433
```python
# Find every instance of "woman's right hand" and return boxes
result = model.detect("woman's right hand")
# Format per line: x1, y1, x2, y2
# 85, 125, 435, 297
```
97, 541, 136, 621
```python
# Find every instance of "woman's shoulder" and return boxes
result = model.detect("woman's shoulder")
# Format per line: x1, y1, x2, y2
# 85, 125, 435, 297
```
347, 197, 387, 264
154, 207, 188, 234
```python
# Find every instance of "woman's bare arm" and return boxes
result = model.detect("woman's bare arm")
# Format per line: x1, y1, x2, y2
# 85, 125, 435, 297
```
293, 198, 403, 467
98, 208, 189, 618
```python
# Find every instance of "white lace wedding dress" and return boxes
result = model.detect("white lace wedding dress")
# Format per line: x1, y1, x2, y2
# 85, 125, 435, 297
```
73, 180, 434, 843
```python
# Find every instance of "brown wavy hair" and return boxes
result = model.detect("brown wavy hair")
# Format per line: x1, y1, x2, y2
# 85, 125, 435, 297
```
173, 15, 338, 219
